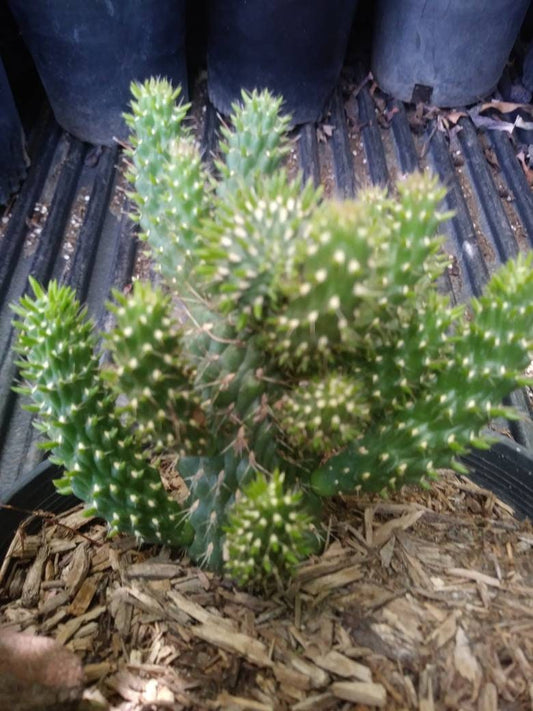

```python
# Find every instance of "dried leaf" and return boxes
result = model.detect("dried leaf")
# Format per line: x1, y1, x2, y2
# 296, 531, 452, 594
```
479, 100, 533, 117
517, 150, 533, 186
446, 110, 468, 125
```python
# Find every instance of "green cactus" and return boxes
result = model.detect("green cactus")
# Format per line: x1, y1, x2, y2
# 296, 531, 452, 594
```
12, 79, 533, 590
279, 372, 370, 455
195, 173, 319, 328
267, 177, 452, 373
12, 279, 193, 548
224, 470, 321, 590
311, 252, 533, 496
215, 89, 292, 199
125, 78, 210, 283
176, 309, 298, 571
104, 281, 206, 455
179, 451, 254, 570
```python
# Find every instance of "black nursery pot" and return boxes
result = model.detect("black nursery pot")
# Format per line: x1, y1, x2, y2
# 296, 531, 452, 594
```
7, 0, 188, 146
207, 0, 358, 125
0, 57, 27, 206
372, 0, 531, 107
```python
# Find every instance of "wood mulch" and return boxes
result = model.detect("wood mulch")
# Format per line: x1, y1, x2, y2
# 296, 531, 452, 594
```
0, 471, 532, 711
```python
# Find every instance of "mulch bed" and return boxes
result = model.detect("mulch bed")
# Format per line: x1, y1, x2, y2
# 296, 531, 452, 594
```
1, 470, 532, 710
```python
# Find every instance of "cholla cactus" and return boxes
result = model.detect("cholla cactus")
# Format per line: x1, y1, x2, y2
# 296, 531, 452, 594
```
12, 79, 533, 590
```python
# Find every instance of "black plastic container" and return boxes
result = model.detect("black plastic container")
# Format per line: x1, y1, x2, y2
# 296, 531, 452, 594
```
7, 0, 188, 146
207, 0, 358, 124
0, 57, 27, 205
0, 462, 78, 561
372, 0, 531, 107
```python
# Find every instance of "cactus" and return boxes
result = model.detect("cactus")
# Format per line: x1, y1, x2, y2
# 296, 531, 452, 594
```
180, 450, 254, 570
310, 252, 533, 497
195, 173, 319, 328
224, 470, 321, 590
278, 373, 370, 455
12, 279, 193, 548
267, 179, 452, 373
104, 281, 206, 456
125, 78, 210, 283
215, 89, 292, 199
12, 79, 533, 590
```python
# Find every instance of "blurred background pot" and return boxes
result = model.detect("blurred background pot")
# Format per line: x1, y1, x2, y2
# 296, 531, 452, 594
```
7, 0, 188, 146
372, 0, 531, 106
0, 57, 27, 205
207, 0, 358, 124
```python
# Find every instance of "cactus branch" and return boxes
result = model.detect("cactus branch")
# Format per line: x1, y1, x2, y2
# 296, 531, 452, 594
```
12, 278, 193, 547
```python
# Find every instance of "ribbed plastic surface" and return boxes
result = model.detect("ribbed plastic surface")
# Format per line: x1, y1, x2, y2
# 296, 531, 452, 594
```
0, 109, 137, 493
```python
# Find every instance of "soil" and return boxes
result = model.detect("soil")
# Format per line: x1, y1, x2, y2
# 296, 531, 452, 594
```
1, 471, 532, 711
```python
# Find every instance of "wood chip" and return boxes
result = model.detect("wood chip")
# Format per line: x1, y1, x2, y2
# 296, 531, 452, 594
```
68, 575, 98, 617
90, 544, 114, 573
372, 509, 426, 548
55, 605, 106, 645
167, 589, 236, 629
191, 622, 272, 668
331, 680, 387, 706
418, 663, 436, 711
454, 627, 482, 690
302, 565, 363, 595
40, 607, 69, 634
62, 543, 91, 597
83, 662, 116, 683
39, 590, 70, 617
1, 470, 532, 709
291, 692, 337, 710
126, 562, 184, 579
308, 649, 372, 682
21, 543, 47, 608
272, 663, 311, 691
285, 654, 330, 689
52, 506, 94, 532
478, 682, 498, 711
295, 552, 356, 583
448, 567, 501, 588
379, 535, 395, 567
427, 611, 457, 649
216, 691, 273, 710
